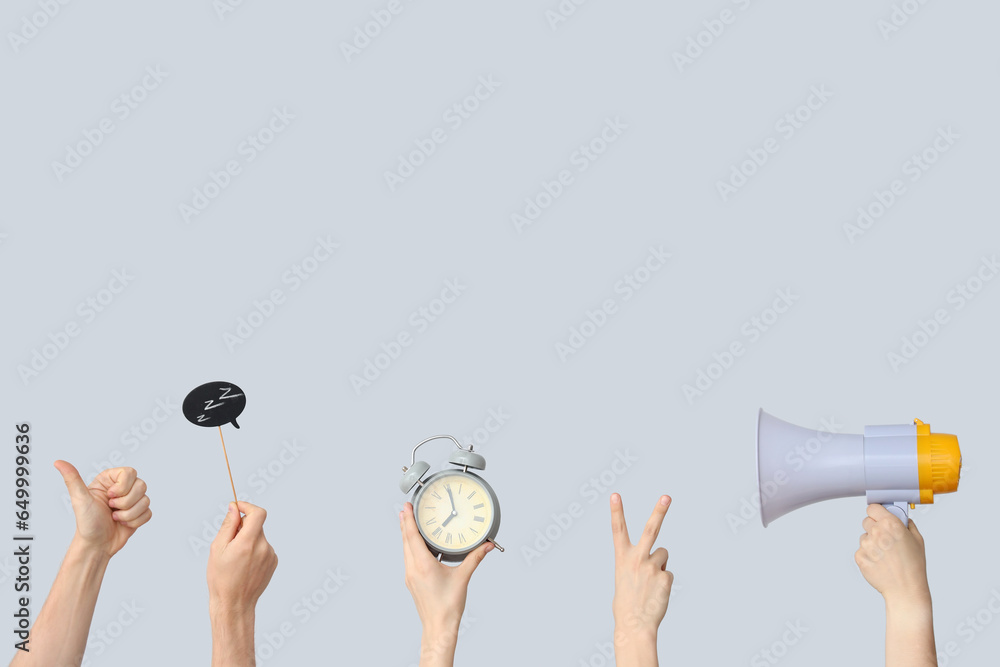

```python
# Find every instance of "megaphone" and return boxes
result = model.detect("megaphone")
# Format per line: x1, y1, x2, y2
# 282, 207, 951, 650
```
756, 409, 961, 527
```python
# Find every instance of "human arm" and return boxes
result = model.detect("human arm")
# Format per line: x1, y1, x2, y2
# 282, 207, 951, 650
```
10, 460, 151, 666
399, 502, 492, 667
855, 504, 936, 667
207, 501, 278, 667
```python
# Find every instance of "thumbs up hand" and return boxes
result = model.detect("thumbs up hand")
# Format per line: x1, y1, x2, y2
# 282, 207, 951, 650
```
54, 460, 152, 558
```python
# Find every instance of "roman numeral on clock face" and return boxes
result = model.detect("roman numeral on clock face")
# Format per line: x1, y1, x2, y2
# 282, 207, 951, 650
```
467, 490, 477, 499
432, 527, 443, 537
473, 503, 484, 509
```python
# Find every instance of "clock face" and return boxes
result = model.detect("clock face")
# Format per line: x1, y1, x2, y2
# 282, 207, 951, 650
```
413, 471, 496, 556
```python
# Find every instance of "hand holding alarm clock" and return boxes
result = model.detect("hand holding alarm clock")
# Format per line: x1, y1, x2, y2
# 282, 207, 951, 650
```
400, 501, 492, 652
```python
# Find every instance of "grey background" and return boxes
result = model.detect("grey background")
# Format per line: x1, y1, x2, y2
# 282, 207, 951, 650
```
2, 0, 998, 665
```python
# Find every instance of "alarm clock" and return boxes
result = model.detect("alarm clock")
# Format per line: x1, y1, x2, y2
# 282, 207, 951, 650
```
399, 435, 504, 562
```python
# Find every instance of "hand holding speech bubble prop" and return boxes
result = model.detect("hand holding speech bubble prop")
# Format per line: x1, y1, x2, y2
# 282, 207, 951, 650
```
183, 381, 247, 509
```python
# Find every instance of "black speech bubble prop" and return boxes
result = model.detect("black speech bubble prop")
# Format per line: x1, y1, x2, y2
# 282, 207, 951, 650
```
183, 381, 247, 429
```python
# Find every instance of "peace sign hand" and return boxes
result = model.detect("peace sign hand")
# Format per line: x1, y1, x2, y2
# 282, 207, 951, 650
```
610, 493, 673, 666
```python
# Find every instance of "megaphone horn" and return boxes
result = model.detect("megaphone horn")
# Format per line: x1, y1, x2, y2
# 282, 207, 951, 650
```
756, 409, 961, 527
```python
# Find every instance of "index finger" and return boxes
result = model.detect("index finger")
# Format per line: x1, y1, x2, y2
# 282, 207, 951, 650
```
637, 495, 671, 553
865, 503, 895, 523
610, 493, 630, 554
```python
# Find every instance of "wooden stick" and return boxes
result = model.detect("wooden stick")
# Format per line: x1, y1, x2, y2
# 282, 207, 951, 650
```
218, 427, 242, 527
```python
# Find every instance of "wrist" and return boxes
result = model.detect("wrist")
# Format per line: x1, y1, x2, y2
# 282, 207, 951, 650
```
613, 625, 659, 666
614, 623, 658, 647
883, 578, 931, 608
67, 535, 113, 567
421, 618, 461, 643
210, 598, 256, 626
885, 589, 933, 621
420, 623, 459, 667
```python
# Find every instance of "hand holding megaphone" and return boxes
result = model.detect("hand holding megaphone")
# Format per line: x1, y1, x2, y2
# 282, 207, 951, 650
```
855, 503, 930, 602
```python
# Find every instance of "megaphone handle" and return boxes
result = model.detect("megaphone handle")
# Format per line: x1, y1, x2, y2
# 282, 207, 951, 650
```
882, 502, 910, 526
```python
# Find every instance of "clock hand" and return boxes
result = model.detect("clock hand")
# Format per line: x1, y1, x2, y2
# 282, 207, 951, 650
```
442, 488, 458, 528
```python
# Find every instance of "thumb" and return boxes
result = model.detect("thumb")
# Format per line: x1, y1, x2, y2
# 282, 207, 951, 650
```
458, 540, 494, 582
212, 503, 241, 549
54, 460, 91, 510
